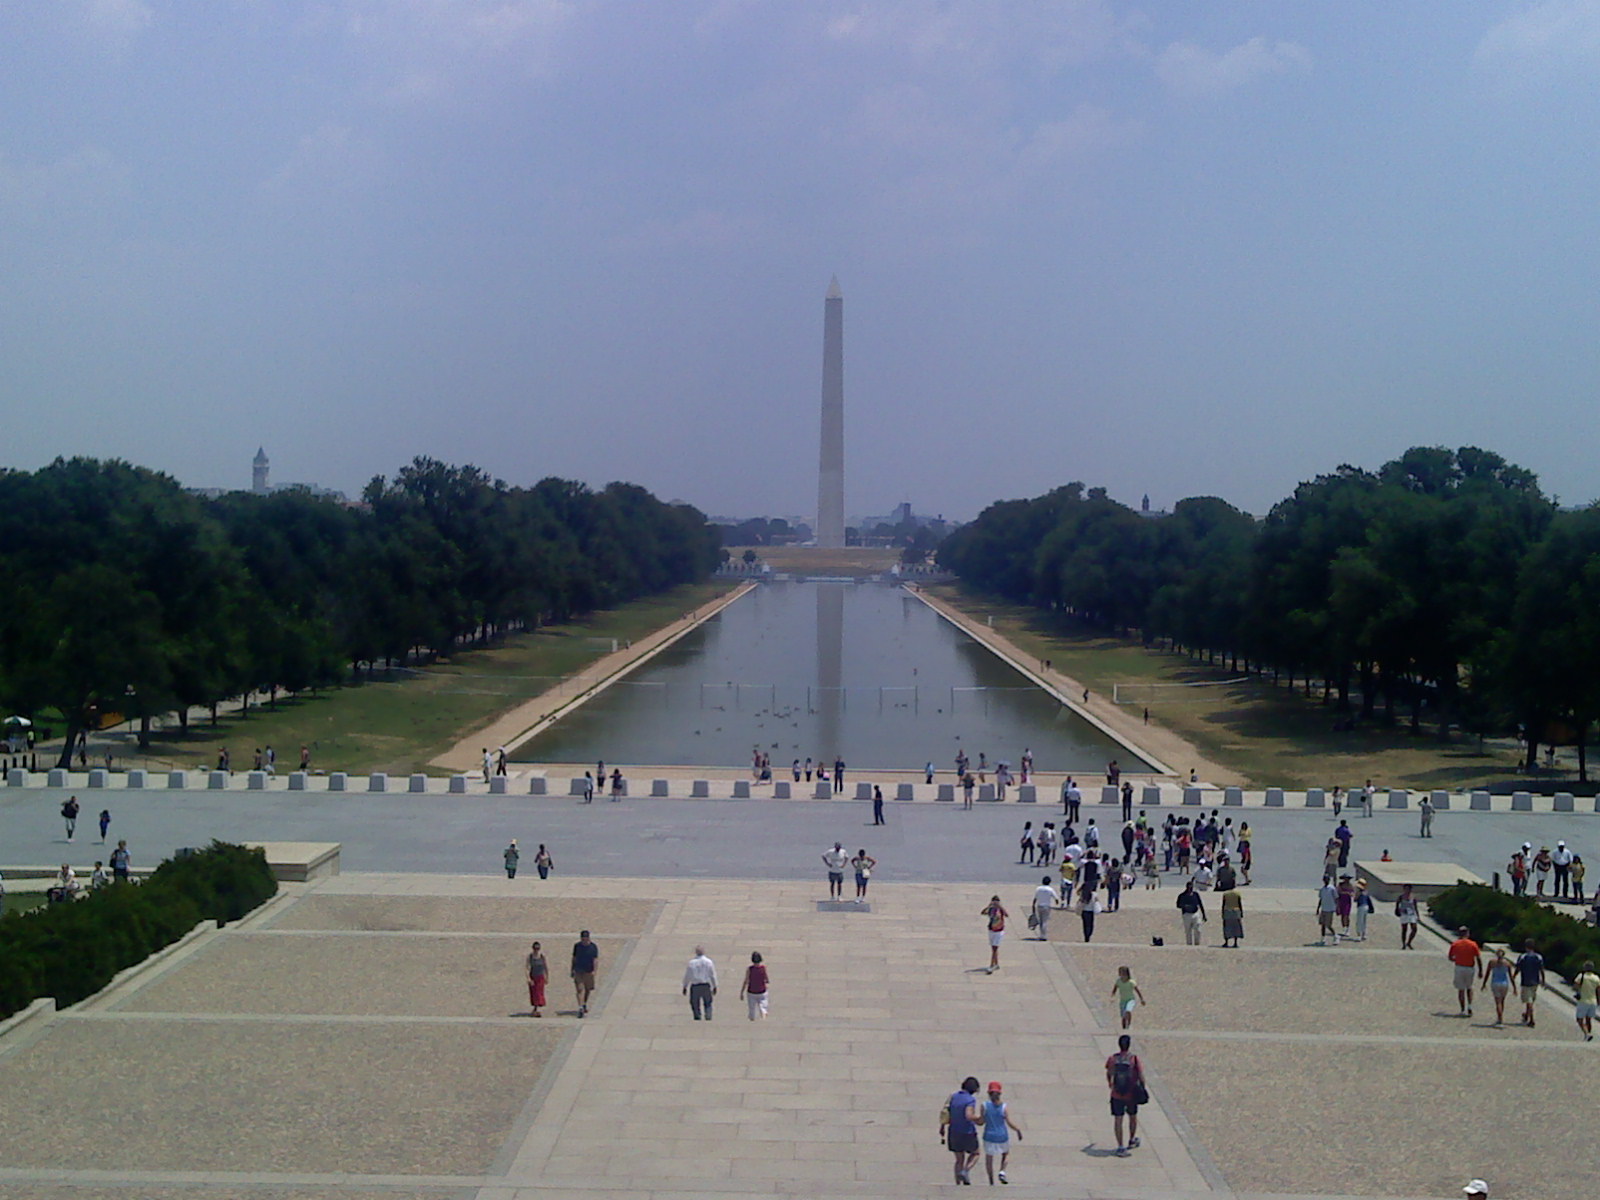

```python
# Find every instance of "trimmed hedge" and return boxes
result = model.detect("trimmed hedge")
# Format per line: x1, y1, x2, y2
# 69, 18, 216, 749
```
0, 841, 277, 1019
1428, 883, 1600, 984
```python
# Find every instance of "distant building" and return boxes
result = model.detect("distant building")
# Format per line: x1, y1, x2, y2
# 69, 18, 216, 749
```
252, 447, 270, 494
1136, 493, 1169, 520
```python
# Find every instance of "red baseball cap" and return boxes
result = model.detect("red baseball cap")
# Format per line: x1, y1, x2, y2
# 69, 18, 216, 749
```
987, 1081, 1003, 1092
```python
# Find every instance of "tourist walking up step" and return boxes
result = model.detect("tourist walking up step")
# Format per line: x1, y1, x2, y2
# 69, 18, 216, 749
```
741, 951, 769, 1019
822, 843, 847, 900
1420, 793, 1435, 837
1063, 777, 1081, 822
1176, 881, 1206, 945
1120, 781, 1133, 821
1449, 927, 1482, 1017
962, 773, 975, 808
1481, 947, 1513, 1025
609, 768, 624, 799
1515, 940, 1544, 1027
571, 930, 598, 1017
833, 757, 846, 788
1221, 888, 1244, 947
1533, 845, 1554, 895
1395, 884, 1419, 949
682, 946, 718, 1020
535, 843, 553, 879
97, 808, 110, 842
982, 896, 1008, 972
1573, 960, 1599, 1041
581, 770, 594, 803
1353, 879, 1374, 940
109, 839, 131, 882
1033, 876, 1056, 940
1111, 965, 1146, 1028
940, 1077, 982, 1185
1335, 820, 1353, 868
1317, 878, 1339, 945
61, 795, 79, 842
1508, 846, 1529, 896
1019, 821, 1035, 865
503, 840, 520, 879
525, 941, 547, 1017
1105, 1034, 1145, 1156
981, 1082, 1023, 1185
482, 748, 493, 782
872, 786, 885, 825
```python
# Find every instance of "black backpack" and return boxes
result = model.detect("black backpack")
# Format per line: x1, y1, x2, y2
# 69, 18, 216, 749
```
1111, 1054, 1135, 1093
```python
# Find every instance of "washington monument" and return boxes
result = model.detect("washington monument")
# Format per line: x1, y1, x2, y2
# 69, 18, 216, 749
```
817, 276, 845, 549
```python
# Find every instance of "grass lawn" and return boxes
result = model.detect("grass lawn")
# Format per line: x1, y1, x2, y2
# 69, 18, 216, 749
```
930, 585, 1526, 791
2, 892, 47, 917
113, 581, 737, 778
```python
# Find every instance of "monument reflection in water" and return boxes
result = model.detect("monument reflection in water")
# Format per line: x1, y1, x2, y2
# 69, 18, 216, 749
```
518, 582, 1149, 772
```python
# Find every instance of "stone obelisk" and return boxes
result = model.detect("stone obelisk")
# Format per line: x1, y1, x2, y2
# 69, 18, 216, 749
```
817, 276, 846, 549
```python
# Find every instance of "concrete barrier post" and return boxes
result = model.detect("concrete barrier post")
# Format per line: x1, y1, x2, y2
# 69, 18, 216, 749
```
89, 768, 109, 788
288, 771, 307, 791
168, 770, 187, 789
329, 772, 348, 792
1470, 791, 1491, 811
369, 773, 388, 792
1223, 786, 1243, 806
1265, 787, 1284, 807
409, 774, 428, 793
1554, 792, 1575, 812
248, 770, 267, 790
208, 770, 229, 789
814, 782, 832, 799
1017, 785, 1036, 803
1142, 784, 1162, 807
8, 768, 27, 787
1387, 789, 1409, 809
48, 768, 68, 787
1100, 785, 1119, 805
733, 781, 751, 798
773, 781, 790, 798
127, 769, 147, 788
1511, 791, 1532, 811
651, 779, 669, 797
1431, 790, 1450, 810
1305, 788, 1325, 807
448, 775, 468, 793
979, 784, 997, 802
692, 780, 710, 798
488, 775, 507, 794
568, 778, 588, 796
528, 777, 547, 796
937, 784, 955, 801
1183, 787, 1203, 806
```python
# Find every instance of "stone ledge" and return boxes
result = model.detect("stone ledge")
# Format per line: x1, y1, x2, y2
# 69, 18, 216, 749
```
244, 841, 341, 883
1356, 859, 1484, 902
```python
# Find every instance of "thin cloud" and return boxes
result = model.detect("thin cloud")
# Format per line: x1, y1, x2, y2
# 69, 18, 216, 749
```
1475, 0, 1600, 74
1156, 36, 1311, 97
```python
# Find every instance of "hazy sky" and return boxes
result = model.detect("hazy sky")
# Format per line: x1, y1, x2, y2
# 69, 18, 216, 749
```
4, 2, 1598, 521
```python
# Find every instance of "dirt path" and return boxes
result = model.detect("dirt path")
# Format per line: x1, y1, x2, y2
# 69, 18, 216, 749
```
429, 582, 757, 773
909, 585, 1244, 785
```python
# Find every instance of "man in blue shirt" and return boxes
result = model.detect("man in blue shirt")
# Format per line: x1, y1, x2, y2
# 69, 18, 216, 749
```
571, 931, 599, 1017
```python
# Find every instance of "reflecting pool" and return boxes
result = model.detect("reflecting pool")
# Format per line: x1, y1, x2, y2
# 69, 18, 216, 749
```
518, 582, 1150, 771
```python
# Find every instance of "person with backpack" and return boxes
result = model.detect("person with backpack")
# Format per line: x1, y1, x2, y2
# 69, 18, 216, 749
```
939, 1075, 982, 1185
1104, 1033, 1147, 1156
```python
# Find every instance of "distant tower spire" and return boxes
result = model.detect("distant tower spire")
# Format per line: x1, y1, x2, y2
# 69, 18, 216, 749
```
1142, 493, 1150, 513
817, 277, 845, 548
253, 447, 270, 494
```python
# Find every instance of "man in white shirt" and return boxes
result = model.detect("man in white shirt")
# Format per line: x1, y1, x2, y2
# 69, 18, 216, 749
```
1033, 877, 1057, 941
1553, 842, 1575, 899
822, 843, 848, 900
682, 947, 718, 1020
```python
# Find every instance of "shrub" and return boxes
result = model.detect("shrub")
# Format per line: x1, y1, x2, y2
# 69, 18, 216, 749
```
0, 841, 276, 1019
1429, 883, 1600, 984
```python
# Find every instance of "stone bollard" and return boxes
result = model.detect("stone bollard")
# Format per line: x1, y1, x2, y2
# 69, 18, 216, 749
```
733, 781, 750, 798
1431, 790, 1450, 811
1100, 785, 1119, 805
127, 768, 147, 788
208, 770, 229, 789
1386, 788, 1409, 809
1016, 785, 1036, 803
813, 782, 832, 799
1142, 784, 1163, 807
329, 772, 348, 792
651, 779, 669, 797
409, 774, 428, 793
369, 773, 388, 792
89, 768, 109, 788
1183, 787, 1203, 806
773, 781, 790, 799
488, 776, 506, 794
1511, 791, 1532, 812
48, 768, 68, 788
8, 768, 27, 787
1264, 787, 1284, 807
1223, 786, 1243, 806
168, 770, 187, 789
937, 784, 955, 801
1470, 791, 1491, 811
528, 777, 547, 796
1554, 792, 1575, 813
288, 771, 307, 791
569, 778, 588, 796
448, 775, 468, 794
692, 780, 710, 798
1305, 788, 1325, 808
248, 771, 267, 790
979, 784, 997, 802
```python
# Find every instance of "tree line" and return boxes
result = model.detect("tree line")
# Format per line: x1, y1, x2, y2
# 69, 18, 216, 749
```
938, 446, 1600, 777
0, 457, 721, 766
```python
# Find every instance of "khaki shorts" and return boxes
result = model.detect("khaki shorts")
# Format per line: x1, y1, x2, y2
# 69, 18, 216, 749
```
1521, 985, 1539, 1004
1453, 965, 1475, 991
